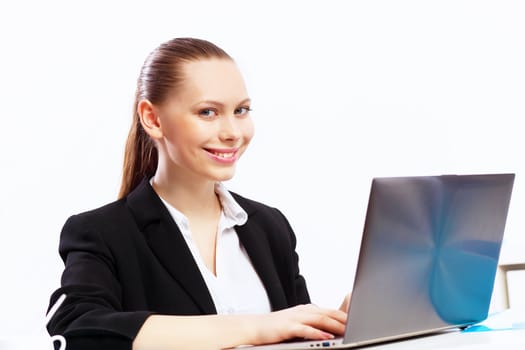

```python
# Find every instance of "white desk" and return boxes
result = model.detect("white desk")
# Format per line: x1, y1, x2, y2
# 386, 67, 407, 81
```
365, 308, 525, 350
245, 310, 524, 350
364, 328, 525, 350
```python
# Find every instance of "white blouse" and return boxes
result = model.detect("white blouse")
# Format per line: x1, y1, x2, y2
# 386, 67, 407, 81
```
156, 182, 272, 315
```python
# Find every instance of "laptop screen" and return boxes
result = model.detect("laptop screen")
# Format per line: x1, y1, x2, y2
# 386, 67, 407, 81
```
345, 173, 515, 345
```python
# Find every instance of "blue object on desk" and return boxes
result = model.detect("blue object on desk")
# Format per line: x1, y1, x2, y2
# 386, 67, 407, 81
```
463, 309, 525, 332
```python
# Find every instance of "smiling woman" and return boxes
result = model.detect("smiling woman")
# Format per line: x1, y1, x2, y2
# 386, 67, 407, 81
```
45, 37, 348, 350
139, 59, 255, 193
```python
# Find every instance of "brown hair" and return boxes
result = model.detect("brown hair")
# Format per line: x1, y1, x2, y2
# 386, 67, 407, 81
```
118, 38, 232, 198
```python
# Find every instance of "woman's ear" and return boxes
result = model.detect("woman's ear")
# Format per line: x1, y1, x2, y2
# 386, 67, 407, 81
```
137, 99, 163, 139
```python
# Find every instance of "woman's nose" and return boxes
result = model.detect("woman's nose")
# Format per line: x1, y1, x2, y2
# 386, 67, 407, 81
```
218, 116, 241, 142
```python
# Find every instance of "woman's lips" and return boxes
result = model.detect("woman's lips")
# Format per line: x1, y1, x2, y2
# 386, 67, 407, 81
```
204, 148, 239, 164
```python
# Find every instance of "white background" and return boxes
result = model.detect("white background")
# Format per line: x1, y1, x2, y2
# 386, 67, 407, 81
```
0, 0, 524, 336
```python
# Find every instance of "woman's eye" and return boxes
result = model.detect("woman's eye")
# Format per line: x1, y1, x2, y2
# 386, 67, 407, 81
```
235, 106, 252, 116
199, 109, 218, 118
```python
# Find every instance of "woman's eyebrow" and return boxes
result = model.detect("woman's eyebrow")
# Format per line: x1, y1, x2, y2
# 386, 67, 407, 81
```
193, 98, 251, 108
237, 98, 251, 105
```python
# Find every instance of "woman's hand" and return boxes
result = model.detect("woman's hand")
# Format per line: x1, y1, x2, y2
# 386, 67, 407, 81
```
252, 304, 347, 345
134, 304, 347, 350
339, 293, 352, 312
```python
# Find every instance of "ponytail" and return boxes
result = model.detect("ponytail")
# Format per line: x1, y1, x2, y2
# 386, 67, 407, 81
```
118, 107, 157, 199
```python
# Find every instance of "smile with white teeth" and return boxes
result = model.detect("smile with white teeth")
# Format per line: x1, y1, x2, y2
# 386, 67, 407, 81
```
209, 151, 235, 159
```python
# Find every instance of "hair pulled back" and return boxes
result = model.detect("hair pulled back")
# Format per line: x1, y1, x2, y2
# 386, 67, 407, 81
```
118, 38, 231, 198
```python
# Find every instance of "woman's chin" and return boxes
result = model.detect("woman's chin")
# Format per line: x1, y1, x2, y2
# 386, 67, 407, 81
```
209, 168, 237, 182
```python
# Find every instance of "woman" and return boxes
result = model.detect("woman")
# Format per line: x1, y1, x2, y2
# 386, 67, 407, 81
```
47, 37, 348, 350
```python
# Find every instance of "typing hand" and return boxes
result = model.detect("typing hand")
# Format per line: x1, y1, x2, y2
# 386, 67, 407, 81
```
254, 304, 347, 345
339, 293, 352, 313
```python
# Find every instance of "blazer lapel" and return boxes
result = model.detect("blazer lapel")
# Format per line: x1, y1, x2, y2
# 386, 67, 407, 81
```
234, 198, 289, 311
126, 179, 216, 314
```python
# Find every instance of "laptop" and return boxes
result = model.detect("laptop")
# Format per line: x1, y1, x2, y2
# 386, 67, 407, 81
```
248, 173, 515, 349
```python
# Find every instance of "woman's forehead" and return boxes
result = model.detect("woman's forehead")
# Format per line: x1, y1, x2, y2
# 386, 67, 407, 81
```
176, 58, 249, 103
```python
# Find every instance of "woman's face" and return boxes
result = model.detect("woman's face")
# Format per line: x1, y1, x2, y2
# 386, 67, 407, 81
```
155, 58, 254, 183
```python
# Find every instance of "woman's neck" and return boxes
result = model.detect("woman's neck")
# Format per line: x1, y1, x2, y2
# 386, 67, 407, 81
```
151, 170, 220, 218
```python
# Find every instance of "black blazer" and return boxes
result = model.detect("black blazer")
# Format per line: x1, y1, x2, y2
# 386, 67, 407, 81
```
47, 179, 310, 350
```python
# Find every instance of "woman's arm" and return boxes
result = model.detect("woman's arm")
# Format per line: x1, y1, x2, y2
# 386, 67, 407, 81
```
50, 203, 347, 349
133, 304, 347, 350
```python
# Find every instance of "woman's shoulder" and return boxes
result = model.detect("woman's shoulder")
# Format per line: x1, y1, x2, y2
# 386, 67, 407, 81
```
230, 191, 280, 214
229, 191, 292, 227
62, 197, 131, 232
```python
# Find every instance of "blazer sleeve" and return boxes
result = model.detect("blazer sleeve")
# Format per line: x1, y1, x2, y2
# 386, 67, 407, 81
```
275, 207, 310, 305
47, 214, 152, 350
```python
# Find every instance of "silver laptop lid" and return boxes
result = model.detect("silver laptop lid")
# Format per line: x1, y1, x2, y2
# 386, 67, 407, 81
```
345, 173, 515, 345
